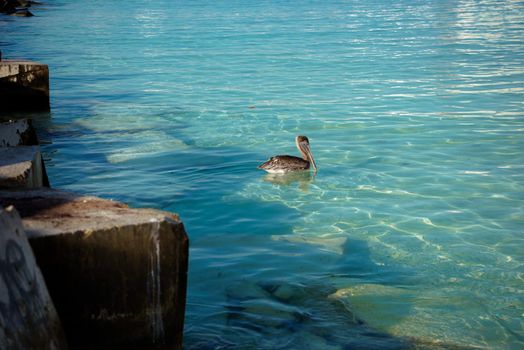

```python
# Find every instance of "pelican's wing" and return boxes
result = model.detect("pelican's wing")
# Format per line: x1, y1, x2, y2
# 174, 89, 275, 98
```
258, 155, 309, 172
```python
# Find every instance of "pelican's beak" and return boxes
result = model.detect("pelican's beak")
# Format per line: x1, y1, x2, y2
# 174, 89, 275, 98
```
301, 141, 317, 173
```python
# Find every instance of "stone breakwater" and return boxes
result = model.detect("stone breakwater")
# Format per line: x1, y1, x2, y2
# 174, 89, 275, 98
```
0, 119, 49, 188
0, 71, 189, 349
0, 0, 40, 17
0, 59, 50, 112
0, 206, 67, 350
0, 188, 189, 350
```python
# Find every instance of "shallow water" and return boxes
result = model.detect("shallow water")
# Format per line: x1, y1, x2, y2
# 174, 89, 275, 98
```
2, 0, 524, 348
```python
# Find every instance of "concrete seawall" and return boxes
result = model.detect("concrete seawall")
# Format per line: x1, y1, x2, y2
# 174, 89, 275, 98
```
1, 116, 189, 349
0, 119, 50, 188
0, 189, 189, 349
0, 206, 68, 350
0, 60, 50, 111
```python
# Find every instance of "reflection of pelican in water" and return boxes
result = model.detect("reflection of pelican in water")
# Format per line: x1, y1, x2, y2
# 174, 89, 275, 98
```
258, 135, 317, 173
263, 171, 313, 186
263, 171, 314, 192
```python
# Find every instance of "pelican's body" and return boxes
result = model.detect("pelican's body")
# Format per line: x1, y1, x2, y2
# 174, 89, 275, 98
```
258, 135, 317, 174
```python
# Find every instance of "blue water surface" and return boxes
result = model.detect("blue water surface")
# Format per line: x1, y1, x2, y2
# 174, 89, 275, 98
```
2, 0, 524, 348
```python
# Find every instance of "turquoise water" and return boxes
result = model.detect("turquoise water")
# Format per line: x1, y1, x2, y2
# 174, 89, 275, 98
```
2, 0, 524, 348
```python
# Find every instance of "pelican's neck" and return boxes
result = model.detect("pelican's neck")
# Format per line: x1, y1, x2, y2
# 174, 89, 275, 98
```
296, 138, 309, 160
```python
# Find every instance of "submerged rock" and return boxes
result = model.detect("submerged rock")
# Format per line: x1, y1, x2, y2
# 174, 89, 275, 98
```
329, 284, 415, 332
272, 234, 348, 255
330, 284, 488, 349
291, 331, 343, 350
227, 281, 271, 301
225, 280, 412, 349
271, 283, 306, 302
105, 133, 188, 164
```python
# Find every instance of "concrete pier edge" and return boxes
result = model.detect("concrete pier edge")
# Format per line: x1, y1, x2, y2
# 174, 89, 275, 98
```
0, 188, 189, 349
0, 113, 188, 349
0, 205, 68, 350
0, 58, 50, 112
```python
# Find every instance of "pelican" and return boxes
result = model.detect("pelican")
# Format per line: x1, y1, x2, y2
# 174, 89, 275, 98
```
258, 135, 317, 173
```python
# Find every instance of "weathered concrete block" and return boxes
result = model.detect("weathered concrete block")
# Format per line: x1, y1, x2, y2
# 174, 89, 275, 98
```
7, 8, 33, 16
0, 206, 67, 350
0, 146, 46, 188
0, 119, 50, 187
0, 189, 189, 349
0, 60, 49, 111
0, 119, 39, 147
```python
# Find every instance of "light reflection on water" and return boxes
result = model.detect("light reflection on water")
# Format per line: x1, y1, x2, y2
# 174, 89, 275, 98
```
2, 0, 524, 348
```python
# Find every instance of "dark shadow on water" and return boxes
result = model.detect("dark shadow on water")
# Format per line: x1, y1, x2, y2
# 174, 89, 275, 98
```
336, 237, 417, 285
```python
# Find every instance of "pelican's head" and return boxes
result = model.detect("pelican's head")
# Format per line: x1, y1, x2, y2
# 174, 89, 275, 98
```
296, 135, 317, 172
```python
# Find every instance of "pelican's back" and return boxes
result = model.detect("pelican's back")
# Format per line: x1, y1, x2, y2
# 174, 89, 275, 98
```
258, 155, 310, 173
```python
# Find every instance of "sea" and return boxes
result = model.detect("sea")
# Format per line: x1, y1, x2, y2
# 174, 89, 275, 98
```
1, 0, 523, 349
